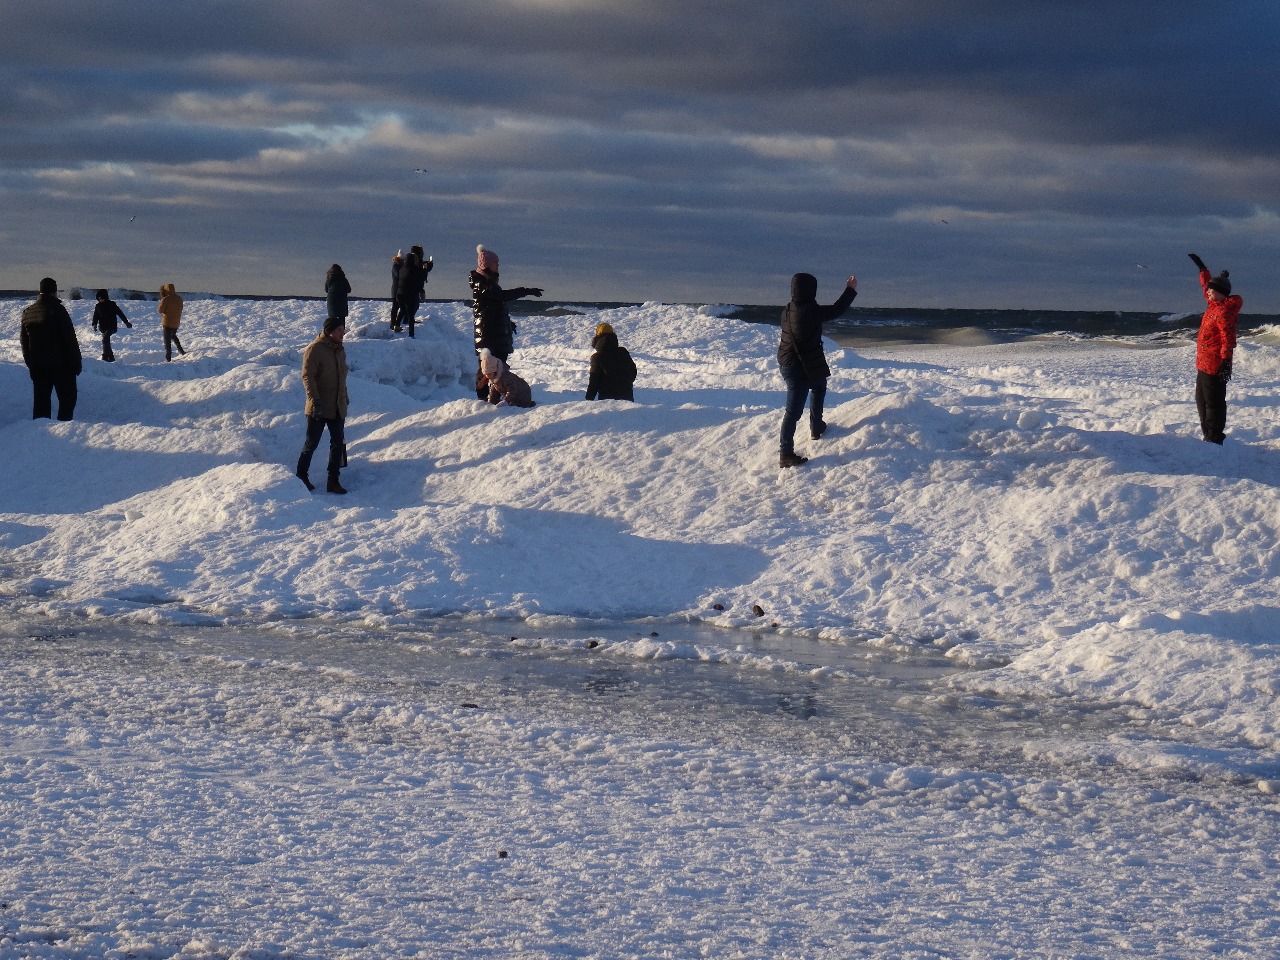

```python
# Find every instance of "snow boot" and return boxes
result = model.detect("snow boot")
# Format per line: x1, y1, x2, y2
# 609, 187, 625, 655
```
327, 477, 347, 495
779, 452, 808, 468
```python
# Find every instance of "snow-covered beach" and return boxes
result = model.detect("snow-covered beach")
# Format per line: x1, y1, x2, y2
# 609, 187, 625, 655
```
3, 294, 1279, 958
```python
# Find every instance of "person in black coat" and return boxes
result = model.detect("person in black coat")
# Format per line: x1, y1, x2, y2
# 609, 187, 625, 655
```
585, 322, 637, 401
91, 288, 131, 362
469, 244, 543, 399
389, 250, 404, 331
395, 245, 432, 337
776, 272, 857, 467
20, 277, 83, 420
325, 264, 351, 322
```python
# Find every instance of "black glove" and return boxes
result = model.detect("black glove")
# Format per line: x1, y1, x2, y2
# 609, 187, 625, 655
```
510, 322, 517, 335
424, 259, 434, 273
530, 288, 544, 297
125, 320, 133, 328
1188, 253, 1207, 272
1218, 358, 1233, 383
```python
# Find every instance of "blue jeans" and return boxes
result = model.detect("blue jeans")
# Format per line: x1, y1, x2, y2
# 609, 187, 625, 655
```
779, 365, 825, 455
297, 416, 346, 480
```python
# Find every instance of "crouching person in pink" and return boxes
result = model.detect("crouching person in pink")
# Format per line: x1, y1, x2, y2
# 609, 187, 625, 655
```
478, 348, 536, 408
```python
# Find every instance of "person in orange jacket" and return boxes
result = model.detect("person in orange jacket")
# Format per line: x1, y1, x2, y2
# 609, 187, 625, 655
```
1188, 253, 1242, 445
157, 283, 186, 361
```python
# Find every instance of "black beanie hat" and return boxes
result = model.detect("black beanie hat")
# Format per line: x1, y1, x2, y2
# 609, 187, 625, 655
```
39, 277, 57, 295
323, 316, 346, 335
1206, 270, 1231, 295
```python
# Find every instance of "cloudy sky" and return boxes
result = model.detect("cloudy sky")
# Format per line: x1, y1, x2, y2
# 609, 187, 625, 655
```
3, 0, 1277, 310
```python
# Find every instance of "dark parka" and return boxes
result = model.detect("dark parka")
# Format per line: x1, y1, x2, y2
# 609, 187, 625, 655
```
92, 298, 130, 336
325, 266, 352, 319
302, 332, 349, 420
469, 270, 539, 358
585, 330, 638, 401
396, 252, 427, 302
776, 272, 856, 381
21, 294, 82, 377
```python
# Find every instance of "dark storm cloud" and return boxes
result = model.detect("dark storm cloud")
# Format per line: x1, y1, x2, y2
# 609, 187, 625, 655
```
2, 0, 1277, 308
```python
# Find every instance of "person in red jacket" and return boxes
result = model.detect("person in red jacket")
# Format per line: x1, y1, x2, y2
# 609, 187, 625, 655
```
1188, 253, 1241, 445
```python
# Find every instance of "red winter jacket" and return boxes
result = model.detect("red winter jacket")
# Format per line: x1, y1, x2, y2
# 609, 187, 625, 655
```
1195, 269, 1241, 375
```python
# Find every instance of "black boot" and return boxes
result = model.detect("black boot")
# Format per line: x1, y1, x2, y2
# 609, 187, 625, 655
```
327, 476, 347, 495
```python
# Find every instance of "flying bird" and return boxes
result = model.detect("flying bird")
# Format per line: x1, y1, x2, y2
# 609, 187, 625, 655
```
1136, 263, 1147, 269
129, 215, 136, 222
413, 168, 428, 173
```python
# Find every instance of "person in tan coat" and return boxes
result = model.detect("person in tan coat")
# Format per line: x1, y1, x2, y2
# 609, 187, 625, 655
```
296, 317, 350, 494
157, 283, 186, 361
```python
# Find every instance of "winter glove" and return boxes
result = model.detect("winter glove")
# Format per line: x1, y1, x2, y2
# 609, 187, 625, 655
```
1218, 358, 1233, 383
1188, 253, 1207, 272
125, 320, 133, 328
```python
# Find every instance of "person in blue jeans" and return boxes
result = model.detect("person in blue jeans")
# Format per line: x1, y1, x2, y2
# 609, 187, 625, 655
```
776, 272, 857, 467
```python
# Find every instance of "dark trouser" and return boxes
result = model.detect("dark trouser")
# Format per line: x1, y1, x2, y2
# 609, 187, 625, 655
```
297, 415, 346, 481
163, 327, 185, 361
1196, 371, 1228, 444
779, 364, 826, 455
31, 371, 77, 421
389, 297, 402, 330
101, 332, 115, 362
397, 296, 420, 337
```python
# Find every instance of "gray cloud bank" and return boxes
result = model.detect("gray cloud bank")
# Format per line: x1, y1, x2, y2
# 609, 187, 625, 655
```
3, 0, 1278, 310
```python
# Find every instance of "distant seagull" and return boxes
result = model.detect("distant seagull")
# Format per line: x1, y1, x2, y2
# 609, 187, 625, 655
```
413, 168, 428, 173
129, 215, 136, 222
1136, 263, 1147, 269
938, 219, 949, 224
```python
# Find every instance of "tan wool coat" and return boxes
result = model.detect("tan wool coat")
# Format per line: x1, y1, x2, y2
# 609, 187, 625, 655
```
302, 333, 349, 420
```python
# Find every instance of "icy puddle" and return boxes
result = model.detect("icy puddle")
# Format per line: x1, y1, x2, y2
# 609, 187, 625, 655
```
5, 614, 1265, 787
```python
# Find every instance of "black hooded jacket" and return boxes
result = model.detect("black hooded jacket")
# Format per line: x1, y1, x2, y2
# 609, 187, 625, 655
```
586, 330, 637, 401
776, 273, 856, 379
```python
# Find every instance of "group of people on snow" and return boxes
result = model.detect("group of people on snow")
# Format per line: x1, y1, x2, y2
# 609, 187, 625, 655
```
771, 254, 1239, 467
295, 242, 637, 493
18, 280, 190, 421
17, 247, 1239, 496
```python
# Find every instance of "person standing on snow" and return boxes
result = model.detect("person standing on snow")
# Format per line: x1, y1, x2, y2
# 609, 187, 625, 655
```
776, 272, 857, 468
395, 245, 432, 337
296, 317, 351, 494
585, 322, 637, 401
325, 263, 352, 324
389, 250, 405, 332
20, 277, 83, 420
91, 288, 132, 363
469, 244, 543, 399
1188, 253, 1242, 445
157, 283, 186, 361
